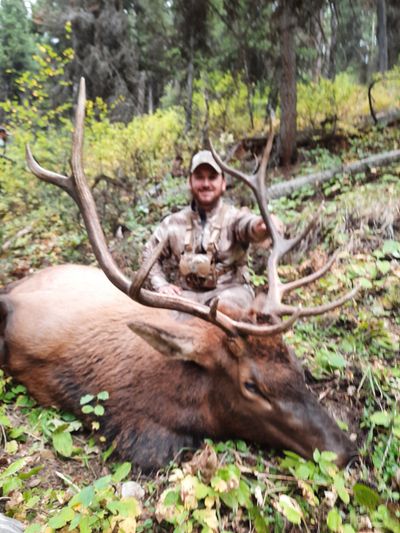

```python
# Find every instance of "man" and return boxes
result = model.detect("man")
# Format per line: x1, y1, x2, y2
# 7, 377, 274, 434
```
0, 127, 9, 155
142, 150, 282, 310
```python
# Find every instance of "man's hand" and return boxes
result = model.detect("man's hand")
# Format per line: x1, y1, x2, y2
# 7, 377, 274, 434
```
253, 214, 285, 239
158, 284, 183, 296
271, 214, 285, 235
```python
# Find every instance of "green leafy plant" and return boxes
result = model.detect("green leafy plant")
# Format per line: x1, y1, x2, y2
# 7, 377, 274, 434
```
25, 463, 139, 533
79, 391, 110, 436
80, 391, 109, 418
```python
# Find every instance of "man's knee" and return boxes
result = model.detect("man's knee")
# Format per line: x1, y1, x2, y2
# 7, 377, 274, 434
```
212, 285, 254, 310
180, 285, 254, 312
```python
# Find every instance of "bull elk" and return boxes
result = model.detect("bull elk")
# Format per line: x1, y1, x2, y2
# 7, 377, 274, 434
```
0, 79, 358, 472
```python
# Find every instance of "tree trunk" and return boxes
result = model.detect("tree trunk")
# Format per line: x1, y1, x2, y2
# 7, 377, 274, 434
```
137, 71, 147, 115
377, 0, 388, 72
243, 56, 254, 129
327, 0, 338, 80
279, 0, 297, 167
387, 0, 400, 68
311, 9, 324, 80
184, 32, 194, 134
148, 82, 154, 114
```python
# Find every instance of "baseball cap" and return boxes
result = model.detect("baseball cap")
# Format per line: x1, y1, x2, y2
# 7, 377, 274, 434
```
190, 150, 222, 174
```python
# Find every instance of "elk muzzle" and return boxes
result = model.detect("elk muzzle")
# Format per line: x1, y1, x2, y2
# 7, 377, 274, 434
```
276, 390, 357, 467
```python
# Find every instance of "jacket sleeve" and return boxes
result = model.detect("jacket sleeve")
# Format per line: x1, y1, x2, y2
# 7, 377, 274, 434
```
232, 207, 266, 244
141, 217, 172, 291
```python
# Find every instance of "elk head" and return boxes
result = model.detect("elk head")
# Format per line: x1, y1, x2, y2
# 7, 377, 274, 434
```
25, 78, 357, 468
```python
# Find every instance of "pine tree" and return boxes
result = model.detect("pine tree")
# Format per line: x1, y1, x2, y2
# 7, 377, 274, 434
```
0, 0, 37, 99
33, 0, 139, 122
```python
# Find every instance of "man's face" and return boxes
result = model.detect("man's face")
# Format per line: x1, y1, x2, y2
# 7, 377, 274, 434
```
189, 164, 226, 210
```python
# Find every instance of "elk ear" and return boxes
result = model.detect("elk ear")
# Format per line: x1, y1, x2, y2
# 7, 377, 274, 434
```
128, 322, 196, 360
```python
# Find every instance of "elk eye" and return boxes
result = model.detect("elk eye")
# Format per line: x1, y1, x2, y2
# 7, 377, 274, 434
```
244, 381, 260, 396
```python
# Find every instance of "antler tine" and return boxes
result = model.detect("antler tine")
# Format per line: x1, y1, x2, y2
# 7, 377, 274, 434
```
252, 153, 260, 175
257, 121, 274, 192
129, 238, 168, 299
209, 139, 258, 193
255, 230, 356, 321
295, 286, 358, 317
209, 130, 308, 333
284, 205, 323, 256
27, 79, 131, 296
209, 130, 289, 326
209, 298, 219, 321
67, 78, 132, 295
25, 145, 78, 203
283, 250, 339, 293
254, 128, 279, 243
234, 309, 301, 336
209, 130, 278, 242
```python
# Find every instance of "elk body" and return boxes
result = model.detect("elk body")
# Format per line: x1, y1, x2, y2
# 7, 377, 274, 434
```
0, 79, 357, 470
0, 264, 355, 470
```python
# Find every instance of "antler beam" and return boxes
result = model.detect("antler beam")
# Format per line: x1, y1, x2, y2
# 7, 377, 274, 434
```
26, 77, 300, 338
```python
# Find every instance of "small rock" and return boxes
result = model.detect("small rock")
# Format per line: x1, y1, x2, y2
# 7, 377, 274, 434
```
347, 385, 356, 396
121, 481, 145, 500
394, 468, 400, 489
0, 513, 25, 533
349, 432, 357, 442
254, 485, 264, 507
323, 490, 337, 508
358, 515, 372, 530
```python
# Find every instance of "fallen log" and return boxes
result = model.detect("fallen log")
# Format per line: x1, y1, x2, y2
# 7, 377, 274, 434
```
267, 149, 400, 199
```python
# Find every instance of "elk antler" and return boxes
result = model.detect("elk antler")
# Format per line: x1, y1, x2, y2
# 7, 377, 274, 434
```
26, 78, 299, 338
209, 125, 357, 325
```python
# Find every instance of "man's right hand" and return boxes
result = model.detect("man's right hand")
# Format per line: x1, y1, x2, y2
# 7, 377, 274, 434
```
158, 284, 183, 296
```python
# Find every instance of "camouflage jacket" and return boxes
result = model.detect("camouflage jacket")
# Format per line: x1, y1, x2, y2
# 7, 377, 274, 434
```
142, 199, 265, 291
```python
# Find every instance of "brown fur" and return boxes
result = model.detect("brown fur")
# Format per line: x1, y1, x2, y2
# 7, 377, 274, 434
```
0, 299, 10, 365
0, 264, 356, 471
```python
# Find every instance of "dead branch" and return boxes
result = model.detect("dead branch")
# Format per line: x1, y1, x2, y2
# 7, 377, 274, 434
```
368, 77, 400, 125
1, 225, 33, 253
0, 154, 15, 164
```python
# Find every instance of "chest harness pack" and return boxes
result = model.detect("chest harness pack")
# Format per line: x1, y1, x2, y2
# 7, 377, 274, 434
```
179, 205, 229, 290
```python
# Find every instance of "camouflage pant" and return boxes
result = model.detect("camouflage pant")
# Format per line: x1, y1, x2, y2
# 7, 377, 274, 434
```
181, 283, 255, 312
